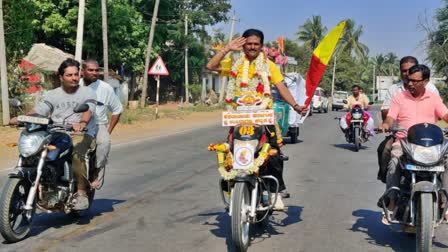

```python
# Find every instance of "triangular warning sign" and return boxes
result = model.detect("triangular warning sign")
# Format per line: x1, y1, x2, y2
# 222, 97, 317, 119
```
148, 56, 169, 76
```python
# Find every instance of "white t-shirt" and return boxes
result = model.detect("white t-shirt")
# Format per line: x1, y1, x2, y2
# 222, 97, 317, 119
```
381, 81, 440, 110
80, 79, 123, 125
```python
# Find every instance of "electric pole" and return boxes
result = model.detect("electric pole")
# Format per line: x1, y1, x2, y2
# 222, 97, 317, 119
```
218, 13, 237, 103
331, 56, 337, 97
185, 14, 189, 104
75, 0, 85, 63
101, 0, 109, 81
0, 0, 10, 125
372, 64, 376, 101
141, 0, 160, 108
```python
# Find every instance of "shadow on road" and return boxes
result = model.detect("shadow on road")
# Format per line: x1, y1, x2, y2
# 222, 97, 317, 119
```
21, 198, 125, 241
332, 143, 368, 152
350, 209, 414, 251
201, 205, 303, 252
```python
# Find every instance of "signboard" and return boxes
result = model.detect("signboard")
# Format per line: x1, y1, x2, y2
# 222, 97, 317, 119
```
148, 56, 169, 76
222, 110, 275, 127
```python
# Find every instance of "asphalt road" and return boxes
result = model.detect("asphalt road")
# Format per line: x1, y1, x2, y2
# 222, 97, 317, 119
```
1, 109, 448, 252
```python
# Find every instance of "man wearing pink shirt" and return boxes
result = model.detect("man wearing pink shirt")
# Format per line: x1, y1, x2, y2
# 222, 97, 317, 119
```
381, 64, 448, 219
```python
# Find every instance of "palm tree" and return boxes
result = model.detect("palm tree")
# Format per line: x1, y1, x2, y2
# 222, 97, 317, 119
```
338, 19, 369, 60
330, 19, 369, 96
296, 15, 327, 51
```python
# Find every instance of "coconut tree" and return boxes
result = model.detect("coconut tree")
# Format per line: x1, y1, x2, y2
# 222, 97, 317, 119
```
296, 15, 327, 51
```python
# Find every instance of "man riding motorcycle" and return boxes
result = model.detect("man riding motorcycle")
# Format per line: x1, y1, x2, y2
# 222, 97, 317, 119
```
377, 56, 439, 183
380, 64, 448, 223
12, 58, 97, 211
206, 29, 307, 210
339, 84, 374, 136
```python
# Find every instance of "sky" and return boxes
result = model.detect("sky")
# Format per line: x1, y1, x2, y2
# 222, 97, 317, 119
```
214, 0, 445, 64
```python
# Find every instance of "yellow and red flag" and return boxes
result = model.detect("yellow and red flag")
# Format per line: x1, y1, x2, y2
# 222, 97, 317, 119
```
304, 21, 346, 107
276, 36, 284, 54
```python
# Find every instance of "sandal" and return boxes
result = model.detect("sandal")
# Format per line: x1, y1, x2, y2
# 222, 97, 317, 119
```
382, 209, 395, 226
90, 167, 106, 190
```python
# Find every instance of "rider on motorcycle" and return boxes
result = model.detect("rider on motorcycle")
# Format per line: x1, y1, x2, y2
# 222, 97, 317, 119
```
380, 64, 448, 223
339, 84, 374, 136
206, 29, 307, 210
80, 59, 123, 189
13, 58, 98, 211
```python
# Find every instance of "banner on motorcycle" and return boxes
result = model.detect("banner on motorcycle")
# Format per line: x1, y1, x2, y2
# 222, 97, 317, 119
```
304, 20, 346, 107
222, 110, 275, 126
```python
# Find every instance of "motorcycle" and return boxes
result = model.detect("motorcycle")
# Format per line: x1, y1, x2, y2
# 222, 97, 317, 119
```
0, 101, 100, 243
378, 123, 448, 251
209, 106, 286, 252
341, 101, 373, 152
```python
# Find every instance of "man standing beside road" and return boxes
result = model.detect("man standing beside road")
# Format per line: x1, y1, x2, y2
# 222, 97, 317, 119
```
377, 56, 439, 182
80, 59, 123, 189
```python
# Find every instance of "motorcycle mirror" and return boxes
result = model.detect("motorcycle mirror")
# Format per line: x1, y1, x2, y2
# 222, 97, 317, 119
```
73, 103, 90, 113
9, 98, 21, 108
342, 100, 348, 104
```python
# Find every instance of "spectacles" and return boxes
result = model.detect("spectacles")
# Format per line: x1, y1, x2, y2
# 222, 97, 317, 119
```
407, 79, 425, 83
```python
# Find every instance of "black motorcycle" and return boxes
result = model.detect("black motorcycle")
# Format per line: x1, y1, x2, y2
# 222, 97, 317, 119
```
341, 101, 372, 152
0, 102, 99, 243
378, 123, 448, 251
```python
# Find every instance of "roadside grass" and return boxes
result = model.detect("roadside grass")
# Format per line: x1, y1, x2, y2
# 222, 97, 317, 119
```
118, 103, 223, 124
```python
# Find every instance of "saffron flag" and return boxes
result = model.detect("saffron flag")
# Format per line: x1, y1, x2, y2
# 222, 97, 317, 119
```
304, 21, 346, 107
277, 36, 284, 54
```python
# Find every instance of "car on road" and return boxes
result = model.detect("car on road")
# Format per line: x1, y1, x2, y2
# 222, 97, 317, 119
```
332, 91, 349, 111
312, 87, 329, 113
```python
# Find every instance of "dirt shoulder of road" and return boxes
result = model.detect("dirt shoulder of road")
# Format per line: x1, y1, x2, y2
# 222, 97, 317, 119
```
0, 105, 221, 170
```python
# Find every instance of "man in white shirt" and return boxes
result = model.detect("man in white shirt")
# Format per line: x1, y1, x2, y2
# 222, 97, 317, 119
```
80, 59, 123, 188
377, 56, 439, 183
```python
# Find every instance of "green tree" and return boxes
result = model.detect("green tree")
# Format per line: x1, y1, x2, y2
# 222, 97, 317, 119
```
296, 15, 327, 51
338, 19, 369, 60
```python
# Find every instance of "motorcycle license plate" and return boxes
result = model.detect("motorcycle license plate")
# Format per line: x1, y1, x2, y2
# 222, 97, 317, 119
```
222, 110, 275, 126
406, 164, 445, 172
233, 141, 255, 170
18, 115, 49, 125
350, 120, 363, 123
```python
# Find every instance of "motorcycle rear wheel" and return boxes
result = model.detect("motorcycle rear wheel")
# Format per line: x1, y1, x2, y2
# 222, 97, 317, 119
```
231, 183, 251, 252
0, 178, 34, 243
416, 193, 433, 252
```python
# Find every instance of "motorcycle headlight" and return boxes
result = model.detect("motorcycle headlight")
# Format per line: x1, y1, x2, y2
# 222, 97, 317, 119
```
18, 131, 48, 157
352, 112, 362, 119
411, 144, 441, 164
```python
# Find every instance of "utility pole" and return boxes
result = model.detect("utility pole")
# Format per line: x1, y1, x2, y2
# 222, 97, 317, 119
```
331, 56, 337, 97
101, 0, 109, 81
75, 0, 85, 63
184, 14, 189, 104
141, 0, 160, 108
372, 64, 376, 101
218, 13, 237, 103
0, 0, 10, 125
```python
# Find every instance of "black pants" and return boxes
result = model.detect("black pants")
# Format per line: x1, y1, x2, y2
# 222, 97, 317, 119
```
260, 125, 286, 193
377, 135, 394, 183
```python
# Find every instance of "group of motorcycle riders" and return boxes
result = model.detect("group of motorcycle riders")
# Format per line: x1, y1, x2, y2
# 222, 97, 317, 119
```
8, 27, 448, 225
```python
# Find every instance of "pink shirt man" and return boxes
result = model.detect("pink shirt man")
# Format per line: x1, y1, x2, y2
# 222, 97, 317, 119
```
388, 89, 448, 142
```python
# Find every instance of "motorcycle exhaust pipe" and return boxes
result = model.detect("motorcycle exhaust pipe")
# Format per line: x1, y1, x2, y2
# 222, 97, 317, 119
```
24, 149, 48, 211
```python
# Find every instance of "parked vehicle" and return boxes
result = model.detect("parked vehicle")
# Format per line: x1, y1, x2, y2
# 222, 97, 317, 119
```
210, 105, 286, 252
0, 102, 99, 243
378, 123, 448, 252
332, 91, 348, 111
312, 87, 329, 113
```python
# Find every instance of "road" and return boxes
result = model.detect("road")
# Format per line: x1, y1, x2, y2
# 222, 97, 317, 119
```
1, 109, 448, 252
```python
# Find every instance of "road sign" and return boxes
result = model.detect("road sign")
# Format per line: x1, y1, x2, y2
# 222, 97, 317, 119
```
148, 56, 169, 76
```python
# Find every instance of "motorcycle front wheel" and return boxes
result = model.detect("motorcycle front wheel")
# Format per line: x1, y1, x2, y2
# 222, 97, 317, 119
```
416, 193, 434, 252
0, 178, 34, 243
354, 127, 360, 152
231, 182, 251, 252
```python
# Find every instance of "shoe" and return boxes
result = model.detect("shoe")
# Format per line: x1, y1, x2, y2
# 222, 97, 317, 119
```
271, 194, 285, 211
72, 192, 89, 211
280, 190, 290, 199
